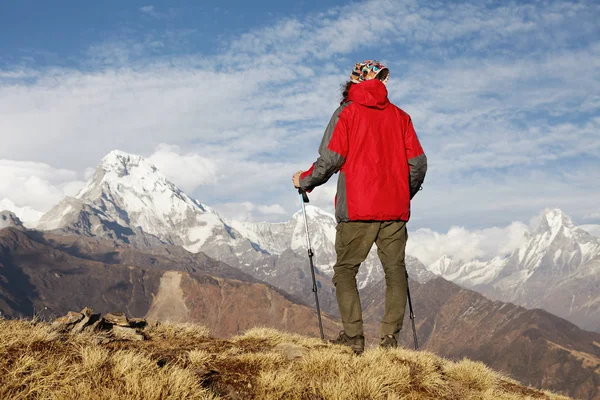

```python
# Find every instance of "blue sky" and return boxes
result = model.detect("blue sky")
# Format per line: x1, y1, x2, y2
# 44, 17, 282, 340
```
1, 0, 599, 242
0, 1, 341, 67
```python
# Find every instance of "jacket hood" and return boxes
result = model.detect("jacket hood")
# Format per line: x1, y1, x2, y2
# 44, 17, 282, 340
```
348, 79, 390, 109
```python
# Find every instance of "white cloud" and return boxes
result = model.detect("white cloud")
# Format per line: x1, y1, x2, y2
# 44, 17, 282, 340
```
0, 69, 39, 79
215, 201, 287, 222
148, 144, 217, 193
406, 222, 529, 266
0, 0, 598, 229
139, 5, 172, 20
580, 224, 600, 237
584, 211, 600, 220
257, 203, 287, 215
83, 167, 96, 180
0, 198, 44, 224
0, 160, 85, 212
410, 165, 600, 231
140, 5, 155, 14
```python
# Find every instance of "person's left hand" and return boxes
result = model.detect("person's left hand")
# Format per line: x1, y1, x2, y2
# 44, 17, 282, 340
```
293, 170, 303, 189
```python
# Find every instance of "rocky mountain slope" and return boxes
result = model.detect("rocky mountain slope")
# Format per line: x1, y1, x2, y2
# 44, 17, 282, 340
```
362, 277, 600, 400
0, 211, 23, 230
428, 209, 600, 332
0, 226, 339, 338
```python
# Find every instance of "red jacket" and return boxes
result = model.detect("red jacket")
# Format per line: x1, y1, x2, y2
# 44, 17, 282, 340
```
300, 79, 427, 222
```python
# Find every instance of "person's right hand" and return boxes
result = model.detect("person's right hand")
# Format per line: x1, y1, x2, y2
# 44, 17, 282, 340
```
292, 170, 303, 189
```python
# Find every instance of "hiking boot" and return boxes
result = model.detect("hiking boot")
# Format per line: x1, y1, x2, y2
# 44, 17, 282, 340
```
330, 331, 365, 354
380, 334, 397, 349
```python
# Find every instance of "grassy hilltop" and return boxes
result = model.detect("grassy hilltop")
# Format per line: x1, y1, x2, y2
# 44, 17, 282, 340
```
0, 319, 572, 400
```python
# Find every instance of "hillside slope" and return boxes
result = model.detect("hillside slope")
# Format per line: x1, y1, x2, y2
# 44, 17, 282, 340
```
0, 227, 338, 338
362, 277, 600, 400
0, 319, 572, 400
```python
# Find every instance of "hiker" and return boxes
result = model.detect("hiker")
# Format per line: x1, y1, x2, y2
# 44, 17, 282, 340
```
293, 60, 427, 354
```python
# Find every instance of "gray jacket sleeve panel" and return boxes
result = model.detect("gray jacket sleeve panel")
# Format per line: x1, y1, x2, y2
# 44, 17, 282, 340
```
408, 153, 427, 199
300, 103, 351, 191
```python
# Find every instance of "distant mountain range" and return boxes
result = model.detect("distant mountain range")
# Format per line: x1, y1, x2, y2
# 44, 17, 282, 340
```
6, 149, 597, 333
10, 150, 432, 317
1, 150, 599, 399
362, 277, 600, 399
429, 208, 600, 332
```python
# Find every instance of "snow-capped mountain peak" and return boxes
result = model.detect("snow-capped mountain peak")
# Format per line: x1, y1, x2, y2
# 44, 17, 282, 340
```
428, 254, 454, 276
40, 150, 240, 251
517, 208, 600, 272
290, 205, 336, 255
536, 208, 575, 239
77, 149, 207, 213
428, 254, 507, 286
100, 150, 156, 176
425, 208, 600, 332
428, 208, 600, 290
230, 204, 338, 268
292, 204, 335, 220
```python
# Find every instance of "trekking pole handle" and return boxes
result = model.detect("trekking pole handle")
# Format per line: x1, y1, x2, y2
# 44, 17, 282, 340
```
298, 189, 309, 203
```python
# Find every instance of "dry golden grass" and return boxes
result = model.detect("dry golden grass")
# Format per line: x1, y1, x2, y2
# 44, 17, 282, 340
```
0, 319, 572, 400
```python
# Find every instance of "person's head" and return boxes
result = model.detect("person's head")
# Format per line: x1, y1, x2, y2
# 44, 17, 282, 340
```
350, 60, 389, 84
341, 60, 389, 104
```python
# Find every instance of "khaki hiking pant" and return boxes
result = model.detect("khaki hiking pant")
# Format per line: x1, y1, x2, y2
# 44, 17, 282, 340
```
333, 221, 408, 338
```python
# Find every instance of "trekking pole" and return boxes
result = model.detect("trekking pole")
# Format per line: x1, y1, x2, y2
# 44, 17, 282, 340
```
406, 271, 419, 350
298, 189, 325, 340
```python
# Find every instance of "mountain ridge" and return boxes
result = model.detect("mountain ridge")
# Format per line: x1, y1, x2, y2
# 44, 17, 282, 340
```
428, 208, 600, 332
25, 150, 434, 316
1, 150, 598, 332
0, 226, 340, 338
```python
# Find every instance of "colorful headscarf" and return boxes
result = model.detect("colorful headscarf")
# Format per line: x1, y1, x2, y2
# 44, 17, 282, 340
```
350, 60, 389, 84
